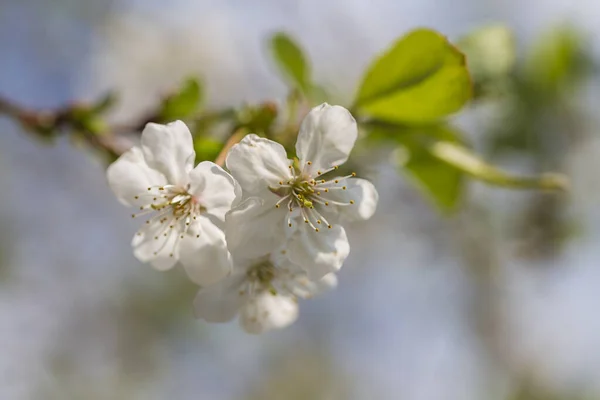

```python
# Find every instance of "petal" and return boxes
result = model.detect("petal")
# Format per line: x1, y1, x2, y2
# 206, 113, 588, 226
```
141, 121, 195, 186
320, 178, 378, 223
225, 197, 288, 261
193, 272, 247, 323
314, 273, 338, 293
295, 104, 358, 173
286, 224, 350, 280
239, 292, 299, 334
106, 146, 167, 207
178, 216, 232, 286
225, 134, 292, 197
187, 161, 242, 221
131, 219, 180, 271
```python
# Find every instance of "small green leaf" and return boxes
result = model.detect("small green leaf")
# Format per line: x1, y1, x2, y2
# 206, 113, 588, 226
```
457, 25, 515, 82
269, 32, 311, 92
354, 28, 471, 123
524, 25, 588, 93
359, 66, 471, 124
403, 149, 464, 211
160, 78, 203, 121
429, 141, 569, 191
91, 92, 118, 114
369, 123, 465, 211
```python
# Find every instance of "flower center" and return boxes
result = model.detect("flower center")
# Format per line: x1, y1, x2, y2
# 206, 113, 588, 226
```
130, 184, 207, 257
270, 161, 356, 232
237, 259, 278, 297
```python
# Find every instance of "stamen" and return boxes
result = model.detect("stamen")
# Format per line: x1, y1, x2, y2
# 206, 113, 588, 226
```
275, 194, 291, 209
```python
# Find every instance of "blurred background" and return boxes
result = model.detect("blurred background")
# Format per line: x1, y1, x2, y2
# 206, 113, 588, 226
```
2, 0, 600, 399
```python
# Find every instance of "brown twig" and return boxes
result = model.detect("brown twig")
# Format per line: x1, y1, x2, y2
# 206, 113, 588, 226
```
0, 95, 132, 159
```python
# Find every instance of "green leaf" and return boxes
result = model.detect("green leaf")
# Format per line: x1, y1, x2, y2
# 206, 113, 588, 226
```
429, 141, 569, 191
457, 24, 515, 82
370, 124, 465, 211
360, 66, 471, 124
160, 78, 203, 121
524, 25, 589, 93
403, 149, 464, 211
269, 32, 311, 92
354, 28, 472, 123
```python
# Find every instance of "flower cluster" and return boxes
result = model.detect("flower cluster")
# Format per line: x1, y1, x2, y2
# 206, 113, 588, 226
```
107, 104, 378, 333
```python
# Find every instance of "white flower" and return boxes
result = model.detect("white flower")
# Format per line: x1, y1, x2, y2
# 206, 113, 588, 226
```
107, 121, 240, 285
225, 103, 378, 279
193, 251, 337, 334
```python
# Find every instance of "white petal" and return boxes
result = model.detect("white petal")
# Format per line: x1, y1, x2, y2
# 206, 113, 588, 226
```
239, 292, 299, 334
178, 216, 232, 286
225, 134, 292, 197
295, 104, 358, 174
286, 224, 350, 280
107, 146, 167, 207
131, 219, 180, 271
193, 272, 247, 323
225, 197, 288, 261
187, 161, 242, 221
314, 273, 338, 293
141, 121, 195, 186
321, 178, 378, 223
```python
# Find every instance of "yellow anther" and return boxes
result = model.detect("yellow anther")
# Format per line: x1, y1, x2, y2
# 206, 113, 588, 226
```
317, 191, 321, 195
153, 197, 157, 201
196, 234, 200, 238
307, 161, 312, 165
159, 187, 164, 191
325, 202, 329, 206
163, 233, 167, 237
335, 180, 339, 183
328, 224, 332, 229
288, 165, 293, 169
317, 171, 322, 175
325, 188, 329, 193
180, 235, 184, 239
146, 221, 150, 224
169, 253, 173, 257
139, 206, 144, 210
334, 166, 339, 169
281, 250, 287, 254
169, 225, 174, 229
315, 228, 319, 232
154, 236, 158, 240
131, 214, 136, 218
351, 172, 356, 177
275, 204, 280, 208
342, 186, 347, 190
134, 196, 139, 200
304, 219, 309, 224
317, 220, 321, 224
288, 223, 292, 227
193, 216, 196, 220
147, 187, 151, 191
186, 222, 190, 226
350, 200, 355, 204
